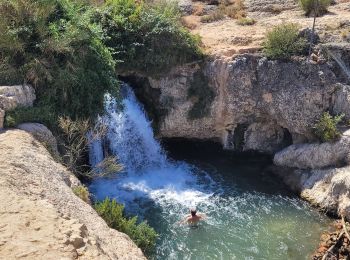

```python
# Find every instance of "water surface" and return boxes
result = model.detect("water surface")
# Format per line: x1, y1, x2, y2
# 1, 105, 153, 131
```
89, 86, 329, 260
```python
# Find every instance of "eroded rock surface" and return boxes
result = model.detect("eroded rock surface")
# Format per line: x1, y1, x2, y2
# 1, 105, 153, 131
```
274, 130, 350, 169
272, 165, 350, 220
140, 54, 338, 153
0, 129, 145, 260
0, 84, 36, 128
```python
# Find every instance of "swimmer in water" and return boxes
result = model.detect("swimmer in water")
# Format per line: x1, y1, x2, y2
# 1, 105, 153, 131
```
180, 208, 207, 226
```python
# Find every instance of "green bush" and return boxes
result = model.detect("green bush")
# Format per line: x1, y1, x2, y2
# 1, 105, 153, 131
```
94, 198, 157, 255
4, 106, 56, 129
313, 112, 344, 142
263, 23, 307, 60
96, 0, 203, 76
299, 0, 331, 16
0, 0, 118, 120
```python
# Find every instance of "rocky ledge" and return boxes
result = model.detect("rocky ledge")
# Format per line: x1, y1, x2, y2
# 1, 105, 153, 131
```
272, 130, 350, 220
0, 128, 145, 259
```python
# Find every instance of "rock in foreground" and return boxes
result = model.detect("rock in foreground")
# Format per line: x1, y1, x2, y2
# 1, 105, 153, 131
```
0, 129, 145, 260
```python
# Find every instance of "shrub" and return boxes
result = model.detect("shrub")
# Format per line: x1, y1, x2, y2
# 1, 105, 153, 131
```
0, 0, 118, 120
237, 17, 256, 26
94, 198, 157, 255
263, 23, 307, 60
313, 112, 344, 142
58, 117, 123, 178
4, 106, 56, 129
73, 185, 90, 203
96, 0, 203, 76
299, 0, 331, 16
222, 0, 246, 19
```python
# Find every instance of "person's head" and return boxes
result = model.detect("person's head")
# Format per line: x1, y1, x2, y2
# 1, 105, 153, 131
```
190, 208, 197, 217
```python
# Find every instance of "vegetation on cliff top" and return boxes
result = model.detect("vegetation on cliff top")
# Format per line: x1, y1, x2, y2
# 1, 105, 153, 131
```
1, 0, 202, 125
313, 112, 344, 143
263, 23, 307, 60
299, 0, 331, 17
94, 197, 158, 256
98, 0, 203, 76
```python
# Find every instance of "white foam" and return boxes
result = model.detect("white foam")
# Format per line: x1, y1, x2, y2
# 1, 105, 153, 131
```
90, 85, 214, 208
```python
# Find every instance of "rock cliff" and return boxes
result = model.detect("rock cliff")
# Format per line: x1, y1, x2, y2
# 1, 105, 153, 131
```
0, 84, 36, 129
0, 129, 145, 260
129, 54, 347, 154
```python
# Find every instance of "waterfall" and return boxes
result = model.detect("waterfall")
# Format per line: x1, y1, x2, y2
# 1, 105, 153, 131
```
103, 87, 167, 172
88, 135, 104, 168
89, 84, 213, 208
88, 84, 330, 259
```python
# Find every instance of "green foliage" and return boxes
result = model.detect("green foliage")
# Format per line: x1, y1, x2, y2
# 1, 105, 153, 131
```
4, 106, 56, 128
72, 185, 90, 203
263, 23, 307, 60
0, 0, 118, 120
94, 198, 157, 255
187, 70, 215, 120
96, 0, 203, 76
313, 112, 344, 142
299, 0, 331, 16
236, 17, 256, 26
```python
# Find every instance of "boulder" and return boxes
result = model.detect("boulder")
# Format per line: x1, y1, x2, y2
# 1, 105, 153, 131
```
17, 123, 59, 158
272, 165, 350, 220
0, 84, 36, 129
0, 84, 36, 111
0, 129, 145, 259
273, 129, 350, 169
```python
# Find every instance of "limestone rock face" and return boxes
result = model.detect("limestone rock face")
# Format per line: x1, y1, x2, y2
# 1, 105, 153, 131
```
0, 84, 36, 111
17, 123, 60, 158
333, 83, 350, 119
274, 130, 350, 169
141, 54, 338, 153
243, 122, 288, 153
0, 109, 4, 130
245, 0, 297, 12
0, 130, 145, 260
0, 84, 36, 128
272, 166, 350, 220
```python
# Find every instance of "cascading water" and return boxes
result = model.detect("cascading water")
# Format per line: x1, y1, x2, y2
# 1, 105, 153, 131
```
89, 85, 330, 259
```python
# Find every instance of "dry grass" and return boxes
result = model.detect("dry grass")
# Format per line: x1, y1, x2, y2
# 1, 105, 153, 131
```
182, 16, 200, 29
236, 17, 256, 26
266, 4, 283, 14
200, 0, 246, 23
72, 185, 90, 204
200, 9, 225, 23
222, 0, 246, 19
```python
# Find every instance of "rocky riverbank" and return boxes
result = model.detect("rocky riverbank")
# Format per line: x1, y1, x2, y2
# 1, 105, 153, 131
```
0, 129, 145, 259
